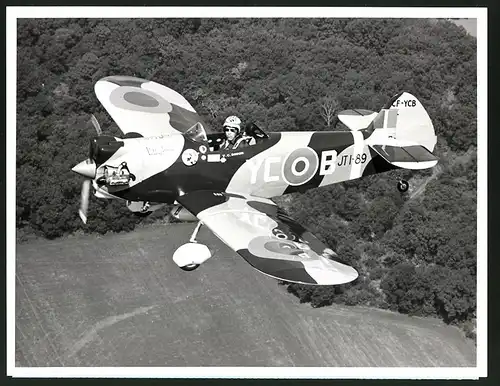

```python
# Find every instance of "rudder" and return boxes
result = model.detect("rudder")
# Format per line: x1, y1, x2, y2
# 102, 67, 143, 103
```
365, 92, 438, 170
366, 92, 437, 152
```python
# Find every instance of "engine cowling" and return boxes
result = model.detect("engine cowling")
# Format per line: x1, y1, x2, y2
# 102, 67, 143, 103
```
89, 135, 124, 165
170, 204, 198, 222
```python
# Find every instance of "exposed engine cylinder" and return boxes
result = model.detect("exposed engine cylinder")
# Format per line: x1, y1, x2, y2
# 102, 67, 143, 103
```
170, 204, 198, 222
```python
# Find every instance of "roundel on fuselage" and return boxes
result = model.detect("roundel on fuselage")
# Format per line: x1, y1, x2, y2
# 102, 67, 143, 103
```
282, 147, 319, 186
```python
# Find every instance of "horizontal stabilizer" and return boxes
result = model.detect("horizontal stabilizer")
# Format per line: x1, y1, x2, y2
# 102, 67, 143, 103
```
370, 144, 438, 170
337, 109, 377, 131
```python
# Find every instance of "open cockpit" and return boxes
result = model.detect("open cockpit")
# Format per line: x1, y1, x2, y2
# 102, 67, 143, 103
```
184, 121, 269, 152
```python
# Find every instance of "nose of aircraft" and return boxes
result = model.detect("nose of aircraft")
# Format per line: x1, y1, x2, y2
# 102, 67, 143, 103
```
72, 159, 96, 179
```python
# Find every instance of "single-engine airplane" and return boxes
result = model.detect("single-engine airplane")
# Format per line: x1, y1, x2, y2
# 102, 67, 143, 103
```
72, 76, 438, 286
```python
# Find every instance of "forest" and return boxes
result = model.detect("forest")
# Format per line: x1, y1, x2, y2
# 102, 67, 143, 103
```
16, 18, 477, 338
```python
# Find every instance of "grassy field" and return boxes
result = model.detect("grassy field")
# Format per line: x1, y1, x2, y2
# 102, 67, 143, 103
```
15, 223, 476, 367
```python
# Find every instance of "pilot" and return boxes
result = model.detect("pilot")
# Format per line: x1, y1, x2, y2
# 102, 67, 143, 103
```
221, 115, 256, 150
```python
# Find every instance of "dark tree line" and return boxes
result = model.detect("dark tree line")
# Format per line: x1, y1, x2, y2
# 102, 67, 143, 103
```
16, 18, 477, 335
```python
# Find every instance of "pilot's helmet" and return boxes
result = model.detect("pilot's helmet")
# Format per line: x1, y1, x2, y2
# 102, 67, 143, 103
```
223, 115, 241, 132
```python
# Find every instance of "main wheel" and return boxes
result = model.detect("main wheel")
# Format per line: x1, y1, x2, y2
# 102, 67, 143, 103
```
180, 264, 200, 271
397, 179, 409, 192
134, 211, 152, 217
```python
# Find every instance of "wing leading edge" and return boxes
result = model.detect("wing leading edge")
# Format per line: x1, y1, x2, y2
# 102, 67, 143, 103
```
177, 191, 359, 285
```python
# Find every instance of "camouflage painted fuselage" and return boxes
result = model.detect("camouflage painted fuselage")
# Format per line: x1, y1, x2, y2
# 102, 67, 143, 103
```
103, 129, 394, 204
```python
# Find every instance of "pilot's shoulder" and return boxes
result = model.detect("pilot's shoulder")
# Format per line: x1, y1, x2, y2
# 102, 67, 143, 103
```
241, 135, 256, 145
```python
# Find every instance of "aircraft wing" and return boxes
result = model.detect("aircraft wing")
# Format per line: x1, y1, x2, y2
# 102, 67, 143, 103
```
177, 191, 359, 285
94, 76, 207, 137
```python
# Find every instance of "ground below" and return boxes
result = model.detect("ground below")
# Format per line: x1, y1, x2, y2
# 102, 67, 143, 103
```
16, 223, 476, 367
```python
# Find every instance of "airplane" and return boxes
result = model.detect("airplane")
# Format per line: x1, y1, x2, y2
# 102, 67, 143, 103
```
71, 75, 438, 286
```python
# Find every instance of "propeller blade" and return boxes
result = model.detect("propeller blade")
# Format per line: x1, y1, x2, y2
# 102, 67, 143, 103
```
90, 114, 102, 136
79, 180, 91, 224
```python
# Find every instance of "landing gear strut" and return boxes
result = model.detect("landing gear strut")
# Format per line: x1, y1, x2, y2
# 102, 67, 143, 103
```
189, 221, 203, 243
181, 222, 203, 271
397, 179, 409, 193
126, 200, 153, 217
134, 202, 152, 217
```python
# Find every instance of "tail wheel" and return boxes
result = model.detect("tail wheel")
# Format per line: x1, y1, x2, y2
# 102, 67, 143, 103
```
397, 179, 409, 193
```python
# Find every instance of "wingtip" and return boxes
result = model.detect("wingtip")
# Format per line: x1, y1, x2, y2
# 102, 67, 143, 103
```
304, 261, 359, 286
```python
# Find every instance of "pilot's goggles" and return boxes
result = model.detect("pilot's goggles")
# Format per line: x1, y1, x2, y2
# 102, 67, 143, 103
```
224, 126, 238, 133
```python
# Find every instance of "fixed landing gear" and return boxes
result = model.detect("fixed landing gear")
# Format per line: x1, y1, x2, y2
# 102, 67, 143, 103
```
180, 263, 199, 272
126, 200, 153, 217
180, 222, 203, 271
134, 210, 152, 217
189, 221, 203, 243
172, 222, 212, 271
136, 201, 151, 217
397, 179, 409, 193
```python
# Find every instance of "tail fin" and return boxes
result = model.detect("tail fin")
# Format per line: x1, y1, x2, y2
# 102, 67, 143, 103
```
366, 92, 438, 170
366, 92, 437, 151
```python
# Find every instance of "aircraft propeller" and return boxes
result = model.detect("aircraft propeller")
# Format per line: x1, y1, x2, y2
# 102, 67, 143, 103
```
73, 114, 103, 224
79, 179, 91, 224
90, 113, 102, 135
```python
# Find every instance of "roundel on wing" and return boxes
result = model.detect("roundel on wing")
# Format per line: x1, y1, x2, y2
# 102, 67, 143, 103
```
282, 147, 319, 186
248, 236, 312, 260
264, 241, 304, 255
123, 91, 159, 107
109, 86, 173, 114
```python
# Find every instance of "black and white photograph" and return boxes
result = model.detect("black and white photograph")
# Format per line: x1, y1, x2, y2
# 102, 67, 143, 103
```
7, 6, 487, 379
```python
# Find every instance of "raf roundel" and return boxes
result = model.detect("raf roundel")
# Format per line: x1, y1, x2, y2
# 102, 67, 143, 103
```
282, 147, 319, 186
109, 86, 173, 114
182, 149, 199, 166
